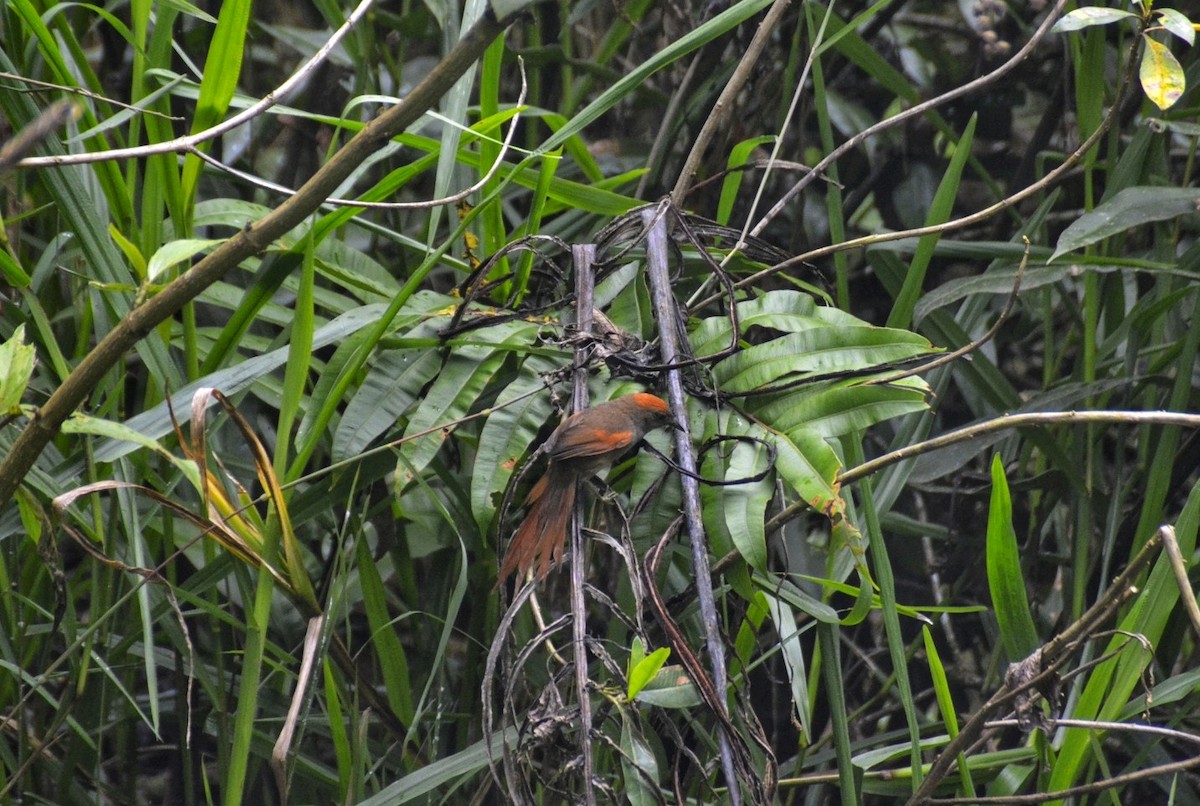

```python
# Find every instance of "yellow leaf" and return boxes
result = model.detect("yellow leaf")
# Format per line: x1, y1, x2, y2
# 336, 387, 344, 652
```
1140, 37, 1185, 110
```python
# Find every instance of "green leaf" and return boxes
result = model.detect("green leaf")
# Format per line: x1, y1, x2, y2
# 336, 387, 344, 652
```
94, 304, 397, 462
887, 113, 976, 330
717, 135, 776, 226
356, 539, 415, 725
627, 646, 671, 700
763, 593, 812, 741
0, 325, 36, 414
1050, 8, 1137, 33
753, 378, 930, 440
772, 426, 842, 516
536, 0, 775, 155
913, 262, 1125, 321
357, 729, 516, 805
333, 323, 444, 462
922, 626, 961, 736
1154, 8, 1195, 45
633, 665, 702, 708
986, 455, 1039, 660
470, 356, 557, 534
1049, 481, 1200, 793
754, 573, 841, 624
108, 225, 148, 280
399, 321, 541, 481
723, 430, 773, 570
146, 238, 224, 281
924, 623, 974, 800
181, 0, 251, 206
1139, 36, 1185, 110
619, 713, 660, 806
0, 249, 30, 287
713, 326, 934, 393
1051, 187, 1200, 260
61, 413, 202, 488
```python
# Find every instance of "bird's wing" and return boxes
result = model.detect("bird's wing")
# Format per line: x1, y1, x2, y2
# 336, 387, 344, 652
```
550, 424, 635, 460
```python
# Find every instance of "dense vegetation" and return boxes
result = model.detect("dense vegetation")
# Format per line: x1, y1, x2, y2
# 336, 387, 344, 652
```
1, 0, 1198, 803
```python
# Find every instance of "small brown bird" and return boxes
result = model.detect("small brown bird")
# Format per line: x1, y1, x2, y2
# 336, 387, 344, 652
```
498, 392, 674, 583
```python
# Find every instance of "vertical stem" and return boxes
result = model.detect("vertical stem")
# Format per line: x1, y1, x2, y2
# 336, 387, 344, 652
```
640, 206, 742, 805
569, 243, 596, 806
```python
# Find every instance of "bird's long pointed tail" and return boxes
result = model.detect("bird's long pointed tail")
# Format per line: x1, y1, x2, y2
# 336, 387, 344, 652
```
498, 474, 576, 583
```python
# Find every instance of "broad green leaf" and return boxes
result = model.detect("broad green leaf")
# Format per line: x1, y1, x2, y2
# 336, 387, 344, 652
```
333, 324, 444, 462
61, 412, 201, 488
1052, 187, 1200, 260
470, 356, 558, 534
1154, 8, 1195, 45
627, 646, 671, 700
356, 539, 415, 725
913, 262, 1129, 321
723, 434, 773, 571
713, 326, 934, 393
773, 426, 841, 516
399, 321, 541, 481
1139, 36, 1185, 110
633, 665, 702, 708
620, 714, 660, 806
1050, 8, 1137, 33
986, 455, 1038, 659
94, 304, 397, 462
690, 289, 867, 356
146, 238, 224, 281
753, 378, 929, 440
0, 325, 36, 414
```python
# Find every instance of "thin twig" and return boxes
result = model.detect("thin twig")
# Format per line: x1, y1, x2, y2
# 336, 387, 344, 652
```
0, 99, 80, 172
838, 411, 1200, 487
754, 410, 1200, 551
1160, 525, 1200, 639
186, 58, 528, 210
908, 527, 1166, 804
748, 0, 1071, 238
14, 0, 380, 168
927, 718, 1200, 804
670, 0, 792, 206
0, 72, 180, 119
